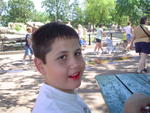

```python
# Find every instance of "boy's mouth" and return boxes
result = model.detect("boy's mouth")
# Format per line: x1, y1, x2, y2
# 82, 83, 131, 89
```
69, 72, 81, 80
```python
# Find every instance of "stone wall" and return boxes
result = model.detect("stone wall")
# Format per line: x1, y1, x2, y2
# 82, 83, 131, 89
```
0, 27, 26, 51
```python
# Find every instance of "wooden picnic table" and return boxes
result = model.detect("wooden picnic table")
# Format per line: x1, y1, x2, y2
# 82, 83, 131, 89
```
95, 73, 150, 113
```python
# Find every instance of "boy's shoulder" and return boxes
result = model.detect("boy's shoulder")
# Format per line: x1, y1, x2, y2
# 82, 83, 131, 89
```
33, 84, 91, 113
32, 100, 59, 113
32, 84, 60, 113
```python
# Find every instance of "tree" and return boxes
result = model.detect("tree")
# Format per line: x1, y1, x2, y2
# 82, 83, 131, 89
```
115, 0, 148, 25
69, 0, 84, 27
32, 11, 49, 23
139, 0, 150, 16
0, 0, 7, 25
84, 0, 115, 26
6, 0, 34, 23
0, 0, 6, 15
42, 0, 70, 22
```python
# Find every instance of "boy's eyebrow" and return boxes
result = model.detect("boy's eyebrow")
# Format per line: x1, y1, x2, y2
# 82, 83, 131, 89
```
57, 50, 68, 54
76, 48, 81, 51
56, 48, 81, 55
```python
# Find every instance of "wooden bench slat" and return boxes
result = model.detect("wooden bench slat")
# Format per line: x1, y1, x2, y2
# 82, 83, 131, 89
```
116, 74, 150, 95
95, 75, 132, 113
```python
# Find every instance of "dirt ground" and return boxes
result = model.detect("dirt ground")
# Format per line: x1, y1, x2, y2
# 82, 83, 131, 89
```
0, 45, 149, 113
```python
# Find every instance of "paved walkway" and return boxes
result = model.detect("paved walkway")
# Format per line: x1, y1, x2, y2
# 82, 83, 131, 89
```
0, 43, 149, 113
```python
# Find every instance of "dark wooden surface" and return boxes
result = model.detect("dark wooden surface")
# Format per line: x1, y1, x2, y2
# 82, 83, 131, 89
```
95, 73, 150, 113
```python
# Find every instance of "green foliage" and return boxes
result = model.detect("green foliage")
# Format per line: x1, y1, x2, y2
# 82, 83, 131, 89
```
42, 0, 70, 22
69, 0, 84, 27
139, 0, 150, 16
1, 0, 150, 27
5, 0, 34, 24
0, 0, 7, 25
84, 0, 116, 26
115, 0, 150, 25
0, 0, 6, 15
13, 24, 21, 31
32, 11, 50, 23
11, 23, 26, 31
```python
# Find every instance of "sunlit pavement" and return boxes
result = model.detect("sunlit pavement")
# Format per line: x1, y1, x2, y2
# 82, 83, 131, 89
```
0, 44, 149, 113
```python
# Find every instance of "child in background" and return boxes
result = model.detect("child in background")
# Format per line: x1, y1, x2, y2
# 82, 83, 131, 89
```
80, 38, 87, 50
32, 22, 91, 113
23, 27, 33, 64
105, 35, 114, 54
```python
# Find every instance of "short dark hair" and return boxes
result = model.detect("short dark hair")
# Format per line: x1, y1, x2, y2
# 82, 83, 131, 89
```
140, 16, 148, 24
26, 27, 32, 32
127, 22, 131, 25
99, 24, 103, 27
32, 22, 80, 64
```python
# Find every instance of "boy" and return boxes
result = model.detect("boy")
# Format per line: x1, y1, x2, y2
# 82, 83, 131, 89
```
23, 27, 33, 64
32, 22, 91, 113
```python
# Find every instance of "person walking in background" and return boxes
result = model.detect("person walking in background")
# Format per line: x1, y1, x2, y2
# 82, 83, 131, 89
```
124, 22, 133, 51
130, 16, 150, 73
23, 27, 33, 64
94, 24, 104, 54
77, 24, 84, 39
77, 24, 86, 50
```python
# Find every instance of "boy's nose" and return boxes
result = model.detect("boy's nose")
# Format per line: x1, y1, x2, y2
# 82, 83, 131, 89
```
69, 58, 84, 69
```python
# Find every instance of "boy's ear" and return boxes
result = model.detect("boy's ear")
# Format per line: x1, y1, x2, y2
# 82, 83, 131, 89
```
34, 57, 46, 75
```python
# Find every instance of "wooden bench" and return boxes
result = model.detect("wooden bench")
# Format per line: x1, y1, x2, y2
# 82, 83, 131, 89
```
95, 73, 150, 113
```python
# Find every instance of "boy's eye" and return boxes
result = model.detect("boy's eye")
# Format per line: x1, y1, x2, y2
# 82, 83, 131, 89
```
58, 55, 66, 60
75, 51, 82, 56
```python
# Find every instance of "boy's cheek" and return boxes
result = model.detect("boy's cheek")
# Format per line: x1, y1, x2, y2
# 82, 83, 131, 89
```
82, 59, 86, 71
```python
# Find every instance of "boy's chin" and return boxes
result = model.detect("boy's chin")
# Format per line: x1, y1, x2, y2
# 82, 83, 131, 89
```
64, 83, 81, 93
72, 81, 82, 89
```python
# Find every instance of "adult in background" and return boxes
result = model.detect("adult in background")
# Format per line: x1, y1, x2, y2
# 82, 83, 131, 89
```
77, 24, 86, 49
23, 27, 33, 64
94, 24, 104, 54
77, 24, 84, 39
130, 16, 150, 73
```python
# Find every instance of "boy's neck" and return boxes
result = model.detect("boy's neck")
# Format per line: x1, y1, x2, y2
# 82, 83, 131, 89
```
45, 82, 75, 94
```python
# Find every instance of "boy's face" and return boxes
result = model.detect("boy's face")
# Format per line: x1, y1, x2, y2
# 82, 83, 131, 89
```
35, 38, 85, 93
27, 29, 32, 33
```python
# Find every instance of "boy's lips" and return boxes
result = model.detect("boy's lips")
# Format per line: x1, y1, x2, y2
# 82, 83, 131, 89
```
69, 72, 81, 80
